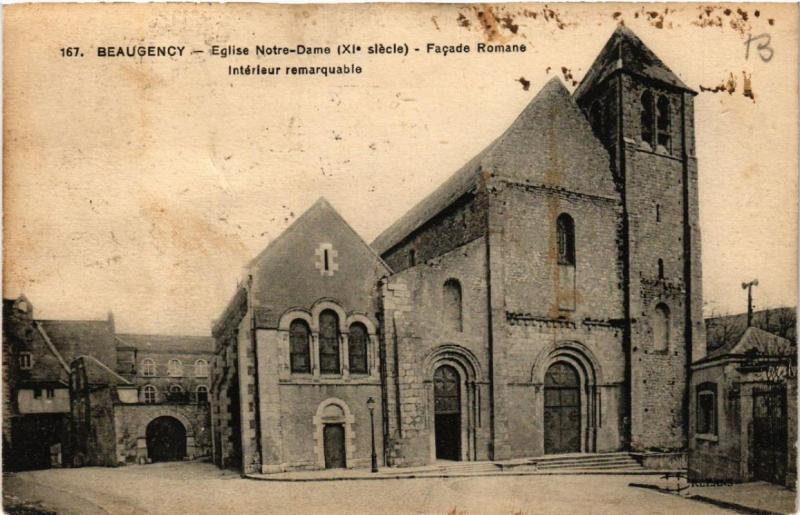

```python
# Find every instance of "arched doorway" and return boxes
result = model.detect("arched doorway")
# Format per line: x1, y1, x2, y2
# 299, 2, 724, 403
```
313, 399, 355, 469
434, 365, 461, 460
544, 362, 581, 454
146, 416, 186, 462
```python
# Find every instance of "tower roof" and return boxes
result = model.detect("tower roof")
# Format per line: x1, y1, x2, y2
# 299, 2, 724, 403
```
574, 25, 694, 98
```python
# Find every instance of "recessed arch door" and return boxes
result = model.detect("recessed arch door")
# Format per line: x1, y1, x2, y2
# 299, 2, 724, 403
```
146, 416, 186, 462
434, 365, 461, 460
544, 362, 581, 454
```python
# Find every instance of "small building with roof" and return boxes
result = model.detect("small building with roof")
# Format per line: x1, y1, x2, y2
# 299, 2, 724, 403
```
689, 325, 796, 488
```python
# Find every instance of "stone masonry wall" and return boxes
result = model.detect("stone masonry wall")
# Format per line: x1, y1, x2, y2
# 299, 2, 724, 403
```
381, 192, 488, 273
621, 75, 697, 450
113, 403, 211, 465
381, 237, 491, 466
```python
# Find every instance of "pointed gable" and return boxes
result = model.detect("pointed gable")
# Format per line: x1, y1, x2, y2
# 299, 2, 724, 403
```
372, 77, 617, 255
249, 198, 390, 326
574, 25, 694, 99
481, 77, 617, 198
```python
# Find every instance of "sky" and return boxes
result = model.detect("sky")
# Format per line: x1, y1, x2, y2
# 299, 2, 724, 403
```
4, 3, 797, 335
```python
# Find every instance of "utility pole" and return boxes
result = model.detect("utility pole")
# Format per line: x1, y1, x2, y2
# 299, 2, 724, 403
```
741, 279, 759, 327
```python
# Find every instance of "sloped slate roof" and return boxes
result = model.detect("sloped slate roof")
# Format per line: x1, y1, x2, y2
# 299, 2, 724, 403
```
372, 77, 616, 255
38, 319, 116, 367
574, 25, 693, 99
705, 307, 796, 352
699, 326, 796, 364
370, 144, 491, 255
115, 333, 214, 354
76, 354, 132, 386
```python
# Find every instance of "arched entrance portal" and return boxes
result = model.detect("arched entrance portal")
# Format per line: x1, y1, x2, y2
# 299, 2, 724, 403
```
434, 365, 461, 460
146, 416, 187, 462
544, 362, 581, 454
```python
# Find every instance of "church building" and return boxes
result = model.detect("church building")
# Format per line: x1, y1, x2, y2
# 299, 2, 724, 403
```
210, 26, 706, 474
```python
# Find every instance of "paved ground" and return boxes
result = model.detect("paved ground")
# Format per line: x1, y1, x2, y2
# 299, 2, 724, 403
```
3, 461, 739, 515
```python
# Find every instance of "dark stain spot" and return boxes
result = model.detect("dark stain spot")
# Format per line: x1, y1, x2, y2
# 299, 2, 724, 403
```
612, 12, 622, 19
517, 76, 530, 91
768, 18, 774, 25
500, 14, 519, 34
742, 71, 755, 101
456, 13, 470, 28
754, 10, 760, 18
699, 72, 737, 95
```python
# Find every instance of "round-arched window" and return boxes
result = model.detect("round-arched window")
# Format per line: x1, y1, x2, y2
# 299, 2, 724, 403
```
142, 385, 158, 404
141, 358, 156, 377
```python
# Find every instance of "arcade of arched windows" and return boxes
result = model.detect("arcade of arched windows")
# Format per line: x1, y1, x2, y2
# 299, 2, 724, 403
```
279, 302, 379, 382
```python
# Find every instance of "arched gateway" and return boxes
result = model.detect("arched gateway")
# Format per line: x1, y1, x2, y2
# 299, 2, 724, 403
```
146, 416, 187, 462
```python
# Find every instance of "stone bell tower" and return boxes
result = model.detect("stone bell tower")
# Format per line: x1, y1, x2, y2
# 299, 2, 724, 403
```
574, 26, 706, 451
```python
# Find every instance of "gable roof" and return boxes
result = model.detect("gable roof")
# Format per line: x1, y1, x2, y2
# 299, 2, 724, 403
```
705, 307, 796, 352
247, 197, 391, 274
370, 143, 490, 255
36, 318, 117, 374
372, 77, 616, 255
574, 25, 694, 99
698, 326, 796, 365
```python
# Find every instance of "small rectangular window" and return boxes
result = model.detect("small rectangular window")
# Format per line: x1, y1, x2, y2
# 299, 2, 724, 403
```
33, 388, 42, 399
696, 384, 717, 435
410, 249, 417, 267
19, 352, 33, 370
46, 388, 55, 399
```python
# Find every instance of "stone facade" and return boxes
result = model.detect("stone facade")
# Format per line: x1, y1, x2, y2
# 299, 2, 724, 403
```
113, 404, 211, 465
212, 27, 706, 474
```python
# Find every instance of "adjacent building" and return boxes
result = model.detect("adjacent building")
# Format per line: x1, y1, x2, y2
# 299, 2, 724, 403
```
211, 26, 707, 474
689, 311, 797, 488
2, 296, 214, 469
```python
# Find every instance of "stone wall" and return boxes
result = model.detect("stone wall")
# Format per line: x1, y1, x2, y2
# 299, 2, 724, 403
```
382, 237, 492, 466
256, 316, 384, 472
491, 183, 626, 458
113, 403, 210, 465
381, 192, 488, 273
577, 71, 705, 451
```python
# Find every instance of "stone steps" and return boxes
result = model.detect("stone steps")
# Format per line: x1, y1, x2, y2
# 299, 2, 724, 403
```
501, 452, 643, 472
420, 453, 644, 475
